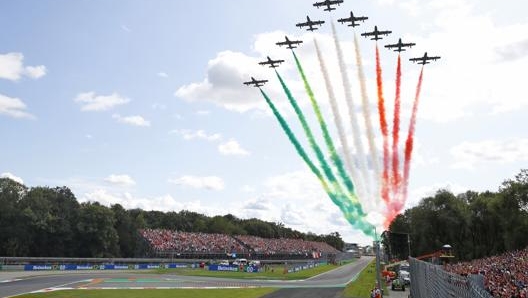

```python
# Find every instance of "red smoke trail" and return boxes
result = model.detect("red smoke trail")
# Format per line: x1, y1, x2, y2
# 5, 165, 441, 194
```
375, 45, 390, 208
391, 54, 402, 203
389, 66, 424, 227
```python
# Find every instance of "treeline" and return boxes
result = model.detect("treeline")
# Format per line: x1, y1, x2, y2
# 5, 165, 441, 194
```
385, 169, 528, 261
0, 178, 344, 257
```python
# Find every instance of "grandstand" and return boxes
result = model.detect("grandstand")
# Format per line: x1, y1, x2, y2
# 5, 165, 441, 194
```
139, 229, 340, 260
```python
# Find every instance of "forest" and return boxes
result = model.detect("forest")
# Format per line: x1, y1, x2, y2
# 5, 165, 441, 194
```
2, 169, 527, 260
0, 177, 344, 257
384, 169, 528, 261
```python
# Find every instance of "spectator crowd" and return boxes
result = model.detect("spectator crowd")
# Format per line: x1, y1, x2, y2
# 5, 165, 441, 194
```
139, 229, 246, 253
445, 247, 528, 298
140, 229, 340, 256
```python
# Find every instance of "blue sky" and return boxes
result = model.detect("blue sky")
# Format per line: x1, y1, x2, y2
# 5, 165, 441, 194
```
1, 0, 528, 245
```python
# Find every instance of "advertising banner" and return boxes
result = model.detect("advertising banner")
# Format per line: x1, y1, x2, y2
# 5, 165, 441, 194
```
208, 264, 239, 272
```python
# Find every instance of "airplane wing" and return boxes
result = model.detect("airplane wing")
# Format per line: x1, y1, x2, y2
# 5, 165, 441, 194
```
296, 22, 307, 28
361, 32, 374, 37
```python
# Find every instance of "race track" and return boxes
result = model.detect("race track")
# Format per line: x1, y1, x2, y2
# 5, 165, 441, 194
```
0, 257, 372, 298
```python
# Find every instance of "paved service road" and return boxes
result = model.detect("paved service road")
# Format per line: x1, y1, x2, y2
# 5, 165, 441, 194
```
0, 257, 373, 298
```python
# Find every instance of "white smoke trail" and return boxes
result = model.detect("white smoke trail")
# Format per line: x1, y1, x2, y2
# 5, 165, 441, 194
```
330, 22, 371, 211
313, 37, 365, 203
353, 32, 381, 208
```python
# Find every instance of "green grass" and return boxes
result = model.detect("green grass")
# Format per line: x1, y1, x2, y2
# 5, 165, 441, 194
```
16, 288, 276, 298
153, 262, 350, 280
342, 260, 388, 298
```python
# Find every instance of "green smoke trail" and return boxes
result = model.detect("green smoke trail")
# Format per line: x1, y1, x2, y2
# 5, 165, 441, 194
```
260, 89, 375, 237
291, 51, 360, 206
274, 70, 346, 202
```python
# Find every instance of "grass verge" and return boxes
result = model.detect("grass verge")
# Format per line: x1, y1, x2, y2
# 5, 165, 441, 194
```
153, 261, 353, 280
342, 260, 388, 298
16, 288, 276, 298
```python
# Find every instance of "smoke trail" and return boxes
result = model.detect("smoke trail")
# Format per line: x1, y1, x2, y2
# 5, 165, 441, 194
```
402, 67, 424, 206
313, 36, 366, 208
291, 50, 359, 204
391, 54, 402, 202
353, 33, 380, 204
375, 45, 391, 207
260, 88, 375, 237
274, 70, 348, 204
330, 22, 370, 210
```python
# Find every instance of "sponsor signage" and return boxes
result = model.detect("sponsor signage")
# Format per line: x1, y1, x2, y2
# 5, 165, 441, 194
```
166, 263, 188, 269
208, 264, 239, 272
23, 263, 191, 271
24, 265, 53, 271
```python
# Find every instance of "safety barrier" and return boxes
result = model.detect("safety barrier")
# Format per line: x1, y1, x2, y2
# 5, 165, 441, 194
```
409, 258, 492, 298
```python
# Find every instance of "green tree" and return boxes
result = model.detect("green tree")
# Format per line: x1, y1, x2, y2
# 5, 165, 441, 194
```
76, 202, 119, 257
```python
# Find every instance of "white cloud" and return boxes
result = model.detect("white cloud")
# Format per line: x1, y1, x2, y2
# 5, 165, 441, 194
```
168, 175, 225, 191
0, 52, 46, 81
1, 172, 24, 184
24, 65, 47, 79
104, 174, 136, 187
218, 139, 250, 156
121, 25, 131, 32
79, 189, 224, 215
281, 203, 306, 225
243, 198, 272, 211
74, 92, 130, 111
241, 185, 256, 192
451, 138, 528, 169
112, 114, 151, 127
196, 110, 211, 116
170, 129, 222, 141
0, 93, 34, 119
408, 182, 468, 208
157, 72, 168, 78
175, 51, 268, 112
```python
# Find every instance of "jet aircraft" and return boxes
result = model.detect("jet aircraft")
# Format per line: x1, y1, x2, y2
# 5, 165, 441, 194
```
385, 38, 416, 52
337, 11, 368, 27
313, 0, 344, 11
243, 77, 268, 87
276, 36, 303, 49
296, 16, 325, 32
361, 26, 392, 41
258, 56, 285, 68
409, 52, 441, 65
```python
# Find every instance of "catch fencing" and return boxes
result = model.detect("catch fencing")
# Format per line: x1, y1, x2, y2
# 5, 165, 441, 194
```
409, 257, 492, 298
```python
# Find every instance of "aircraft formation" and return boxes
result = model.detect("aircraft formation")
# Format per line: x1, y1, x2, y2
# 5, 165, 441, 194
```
243, 0, 440, 88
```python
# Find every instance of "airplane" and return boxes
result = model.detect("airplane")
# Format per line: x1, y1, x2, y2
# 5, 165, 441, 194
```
337, 11, 368, 27
258, 56, 285, 68
313, 0, 344, 11
243, 77, 268, 87
409, 52, 441, 65
361, 26, 392, 41
385, 38, 416, 52
276, 36, 303, 49
296, 16, 325, 32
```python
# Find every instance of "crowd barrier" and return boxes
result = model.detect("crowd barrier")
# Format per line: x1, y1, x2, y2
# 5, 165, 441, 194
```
409, 257, 492, 298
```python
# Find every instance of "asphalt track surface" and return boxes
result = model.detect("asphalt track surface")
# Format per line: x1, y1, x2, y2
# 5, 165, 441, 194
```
0, 256, 373, 298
